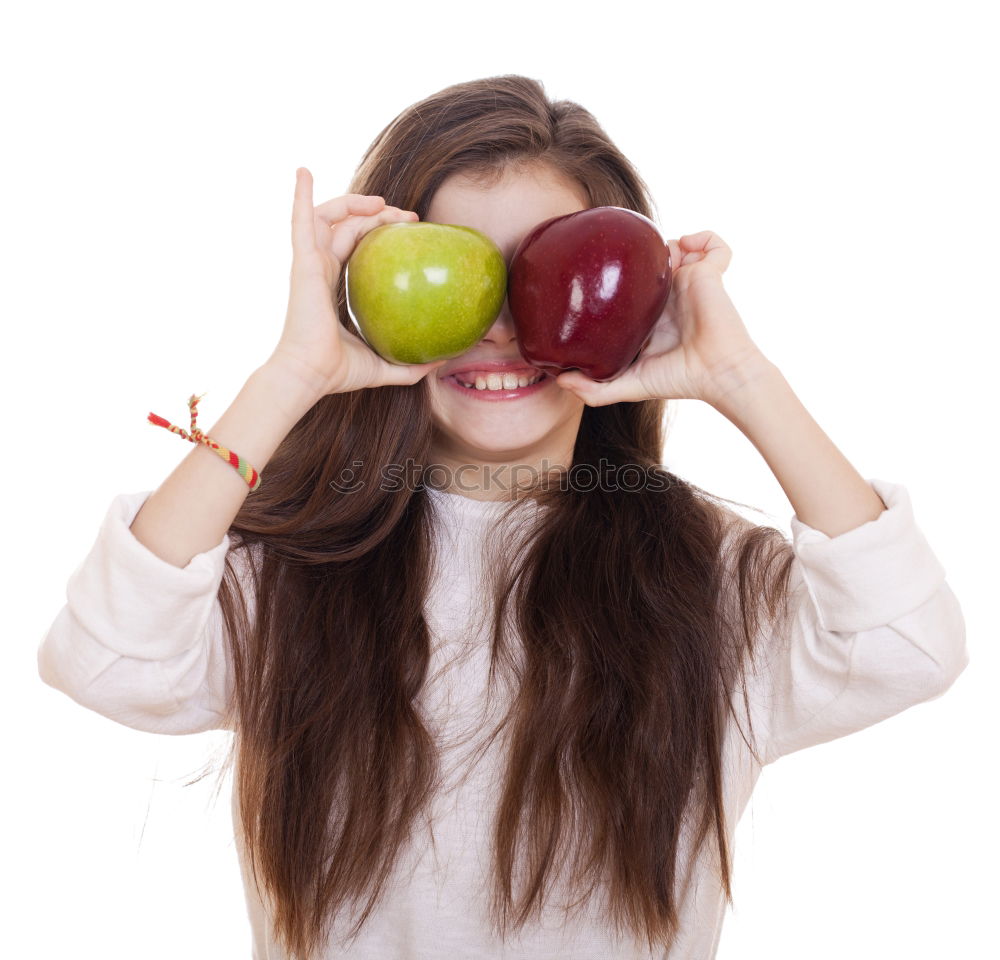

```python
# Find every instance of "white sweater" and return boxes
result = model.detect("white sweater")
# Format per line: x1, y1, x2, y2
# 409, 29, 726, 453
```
36, 478, 969, 959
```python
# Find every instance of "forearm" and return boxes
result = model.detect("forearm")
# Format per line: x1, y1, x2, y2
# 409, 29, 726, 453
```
130, 362, 321, 568
707, 356, 886, 538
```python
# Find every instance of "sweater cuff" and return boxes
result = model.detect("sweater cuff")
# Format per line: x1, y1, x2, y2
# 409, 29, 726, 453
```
788, 478, 946, 634
65, 490, 232, 661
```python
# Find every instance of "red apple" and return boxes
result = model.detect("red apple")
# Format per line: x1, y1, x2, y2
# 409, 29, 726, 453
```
507, 206, 672, 382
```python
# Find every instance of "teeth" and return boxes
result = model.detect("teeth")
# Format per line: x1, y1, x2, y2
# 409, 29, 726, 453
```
457, 371, 543, 390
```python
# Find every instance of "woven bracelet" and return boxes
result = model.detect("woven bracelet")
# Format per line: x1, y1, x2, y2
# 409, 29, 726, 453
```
147, 392, 262, 492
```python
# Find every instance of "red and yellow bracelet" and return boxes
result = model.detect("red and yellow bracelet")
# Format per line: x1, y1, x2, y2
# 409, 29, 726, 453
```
147, 392, 262, 492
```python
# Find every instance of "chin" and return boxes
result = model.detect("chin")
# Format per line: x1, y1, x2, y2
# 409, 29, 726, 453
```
428, 377, 582, 462
433, 407, 563, 458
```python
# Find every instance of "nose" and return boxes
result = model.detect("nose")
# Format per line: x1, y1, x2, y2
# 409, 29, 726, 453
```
482, 300, 517, 346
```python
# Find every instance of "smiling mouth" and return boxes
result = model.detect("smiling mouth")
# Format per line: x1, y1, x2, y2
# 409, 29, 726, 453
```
452, 371, 546, 391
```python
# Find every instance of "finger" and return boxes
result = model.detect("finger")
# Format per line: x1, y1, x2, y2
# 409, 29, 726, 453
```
677, 231, 732, 272
376, 357, 449, 387
314, 193, 387, 227
554, 369, 647, 407
667, 239, 682, 272
678, 230, 719, 249
291, 167, 318, 253
329, 208, 419, 265
328, 207, 418, 239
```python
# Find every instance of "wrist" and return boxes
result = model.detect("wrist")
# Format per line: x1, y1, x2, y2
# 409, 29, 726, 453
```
261, 343, 333, 394
703, 350, 784, 414
252, 359, 325, 421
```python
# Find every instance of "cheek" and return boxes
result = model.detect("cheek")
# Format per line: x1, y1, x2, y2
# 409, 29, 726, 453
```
427, 379, 450, 427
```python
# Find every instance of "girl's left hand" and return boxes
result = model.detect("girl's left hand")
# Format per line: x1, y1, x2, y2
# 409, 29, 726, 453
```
554, 231, 769, 407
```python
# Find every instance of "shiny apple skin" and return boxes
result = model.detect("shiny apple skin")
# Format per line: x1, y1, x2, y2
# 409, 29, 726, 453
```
345, 222, 507, 364
507, 206, 672, 382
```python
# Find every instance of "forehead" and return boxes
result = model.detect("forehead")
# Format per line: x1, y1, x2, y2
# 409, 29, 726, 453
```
426, 164, 590, 261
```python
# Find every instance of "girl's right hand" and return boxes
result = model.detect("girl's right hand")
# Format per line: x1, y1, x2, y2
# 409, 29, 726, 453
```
266, 167, 446, 398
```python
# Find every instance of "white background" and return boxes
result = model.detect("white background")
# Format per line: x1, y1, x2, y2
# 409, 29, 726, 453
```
5, 0, 996, 957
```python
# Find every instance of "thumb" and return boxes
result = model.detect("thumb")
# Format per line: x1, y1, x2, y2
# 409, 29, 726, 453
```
555, 369, 647, 406
380, 357, 448, 386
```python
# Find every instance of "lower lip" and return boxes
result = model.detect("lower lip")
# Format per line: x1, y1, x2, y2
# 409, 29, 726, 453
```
441, 373, 554, 401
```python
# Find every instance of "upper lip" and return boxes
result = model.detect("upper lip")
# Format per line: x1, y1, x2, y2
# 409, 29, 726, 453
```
441, 359, 547, 380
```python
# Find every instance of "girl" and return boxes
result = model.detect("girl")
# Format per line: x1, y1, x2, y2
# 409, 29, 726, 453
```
37, 75, 968, 959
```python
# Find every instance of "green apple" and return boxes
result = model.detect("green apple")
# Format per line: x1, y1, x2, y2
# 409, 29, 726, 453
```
345, 221, 507, 364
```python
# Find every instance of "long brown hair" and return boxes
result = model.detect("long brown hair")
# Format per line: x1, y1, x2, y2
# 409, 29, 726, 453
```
208, 74, 797, 958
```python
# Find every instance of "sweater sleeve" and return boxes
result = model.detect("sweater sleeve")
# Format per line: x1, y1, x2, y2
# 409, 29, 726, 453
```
36, 490, 252, 736
745, 478, 969, 766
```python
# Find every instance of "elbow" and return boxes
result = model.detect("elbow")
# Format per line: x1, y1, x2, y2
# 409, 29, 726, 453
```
35, 612, 189, 732
930, 624, 970, 700
861, 582, 970, 707
910, 582, 970, 701
36, 624, 74, 697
